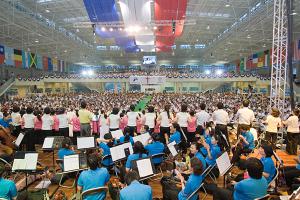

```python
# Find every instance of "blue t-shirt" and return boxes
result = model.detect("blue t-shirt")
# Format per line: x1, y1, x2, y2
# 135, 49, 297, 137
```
120, 180, 152, 200
260, 157, 276, 183
0, 118, 12, 128
242, 131, 255, 150
204, 135, 212, 146
195, 152, 207, 170
145, 141, 165, 164
119, 136, 134, 145
125, 153, 147, 169
205, 145, 221, 166
58, 148, 74, 159
78, 168, 110, 200
178, 174, 203, 200
99, 142, 113, 166
0, 178, 17, 200
234, 177, 268, 200
169, 131, 181, 144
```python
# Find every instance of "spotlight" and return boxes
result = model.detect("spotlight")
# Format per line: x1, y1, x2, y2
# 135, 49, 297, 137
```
216, 69, 223, 75
87, 70, 94, 76
205, 70, 210, 75
81, 70, 88, 76
101, 27, 106, 31
109, 27, 113, 32
153, 26, 158, 30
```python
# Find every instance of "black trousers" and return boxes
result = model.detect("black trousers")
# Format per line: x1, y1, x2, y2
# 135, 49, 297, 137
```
24, 128, 35, 151
34, 129, 43, 144
59, 127, 69, 138
187, 131, 196, 143
284, 166, 300, 187
215, 124, 230, 151
286, 132, 300, 155
196, 125, 205, 135
72, 131, 80, 145
213, 187, 233, 200
161, 177, 181, 200
265, 131, 277, 150
41, 130, 53, 144
12, 125, 21, 137
160, 127, 170, 144
127, 126, 136, 137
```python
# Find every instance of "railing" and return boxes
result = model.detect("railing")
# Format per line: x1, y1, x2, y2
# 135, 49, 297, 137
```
0, 77, 16, 97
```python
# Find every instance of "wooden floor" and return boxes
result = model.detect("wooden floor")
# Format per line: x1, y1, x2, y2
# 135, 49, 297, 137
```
22, 146, 297, 200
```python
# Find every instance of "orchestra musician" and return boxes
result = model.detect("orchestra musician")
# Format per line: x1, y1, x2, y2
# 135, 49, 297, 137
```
0, 163, 17, 200
119, 171, 152, 200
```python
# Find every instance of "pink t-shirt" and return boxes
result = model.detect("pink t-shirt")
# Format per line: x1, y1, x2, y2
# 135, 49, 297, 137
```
72, 116, 81, 132
52, 115, 59, 132
187, 116, 197, 132
154, 121, 161, 134
34, 117, 42, 130
136, 118, 142, 134
119, 116, 128, 131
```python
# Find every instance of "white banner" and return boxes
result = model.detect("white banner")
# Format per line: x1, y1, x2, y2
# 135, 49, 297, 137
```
129, 76, 166, 85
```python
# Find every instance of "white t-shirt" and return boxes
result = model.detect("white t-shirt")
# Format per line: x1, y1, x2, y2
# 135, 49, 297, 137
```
160, 111, 171, 127
127, 111, 138, 127
212, 109, 229, 125
42, 114, 54, 130
176, 112, 189, 127
235, 107, 255, 125
285, 115, 299, 133
57, 114, 69, 128
23, 113, 35, 129
266, 115, 281, 133
145, 113, 156, 129
11, 112, 21, 126
196, 111, 211, 126
109, 114, 120, 129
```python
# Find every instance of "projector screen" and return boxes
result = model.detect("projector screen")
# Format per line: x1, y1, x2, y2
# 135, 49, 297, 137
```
143, 56, 156, 65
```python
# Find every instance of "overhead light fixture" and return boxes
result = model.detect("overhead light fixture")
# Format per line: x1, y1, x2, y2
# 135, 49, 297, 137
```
290, 10, 297, 15
224, 48, 228, 51
216, 69, 223, 75
35, 39, 39, 43
262, 44, 266, 47
64, 50, 67, 53
205, 70, 210, 75
119, 27, 123, 31
247, 35, 251, 39
76, 29, 80, 33
45, 9, 50, 13
101, 27, 106, 31
153, 26, 158, 30
109, 27, 113, 32
206, 24, 210, 30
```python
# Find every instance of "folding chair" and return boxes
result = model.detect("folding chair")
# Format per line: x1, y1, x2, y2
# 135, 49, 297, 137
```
254, 194, 270, 200
186, 183, 207, 200
206, 163, 217, 183
151, 153, 165, 181
56, 159, 78, 189
81, 186, 108, 200
101, 155, 118, 176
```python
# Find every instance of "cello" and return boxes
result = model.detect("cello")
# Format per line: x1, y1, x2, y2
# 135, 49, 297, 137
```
0, 125, 16, 149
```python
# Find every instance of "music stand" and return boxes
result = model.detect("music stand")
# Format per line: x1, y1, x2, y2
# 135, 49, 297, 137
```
132, 157, 156, 181
77, 137, 96, 150
216, 151, 233, 187
12, 151, 39, 190
14, 133, 25, 149
111, 130, 124, 140
133, 133, 151, 146
110, 142, 133, 162
42, 136, 64, 167
167, 142, 178, 157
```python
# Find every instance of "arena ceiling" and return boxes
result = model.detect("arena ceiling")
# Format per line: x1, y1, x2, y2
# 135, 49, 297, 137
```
0, 0, 299, 66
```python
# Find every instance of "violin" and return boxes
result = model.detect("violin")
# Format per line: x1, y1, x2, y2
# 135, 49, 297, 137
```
0, 126, 16, 149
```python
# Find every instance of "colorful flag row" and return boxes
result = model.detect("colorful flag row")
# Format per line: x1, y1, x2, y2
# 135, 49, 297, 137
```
0, 44, 68, 72
235, 49, 271, 72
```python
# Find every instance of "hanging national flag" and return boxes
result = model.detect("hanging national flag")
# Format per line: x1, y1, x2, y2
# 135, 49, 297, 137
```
14, 49, 22, 68
4, 46, 14, 66
43, 56, 48, 71
246, 56, 252, 69
28, 53, 37, 68
0, 45, 4, 64
48, 57, 53, 71
22, 51, 28, 68
52, 58, 58, 71
240, 57, 245, 72
257, 51, 264, 67
293, 39, 300, 61
264, 50, 270, 67
36, 54, 43, 69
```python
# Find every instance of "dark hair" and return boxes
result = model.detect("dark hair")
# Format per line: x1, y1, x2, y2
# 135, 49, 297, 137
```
165, 105, 171, 119
50, 108, 56, 115
81, 101, 87, 109
144, 125, 149, 132
0, 163, 6, 177
142, 110, 145, 115
243, 100, 250, 107
191, 157, 203, 175
112, 107, 119, 115
189, 110, 195, 116
125, 170, 139, 185
35, 110, 42, 121
172, 122, 181, 133
130, 105, 135, 111
191, 142, 200, 151
152, 133, 160, 141
200, 103, 206, 110
246, 157, 264, 179
148, 106, 154, 113
44, 107, 51, 115
217, 102, 223, 109
181, 104, 187, 112
75, 109, 79, 117
104, 133, 113, 140
87, 153, 100, 170
123, 127, 131, 142
133, 141, 145, 155
293, 108, 300, 117
26, 106, 33, 114
239, 124, 250, 131
62, 137, 72, 149
12, 105, 20, 113
261, 144, 273, 157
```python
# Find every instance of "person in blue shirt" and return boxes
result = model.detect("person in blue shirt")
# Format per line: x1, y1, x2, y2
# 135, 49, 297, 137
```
58, 137, 75, 159
204, 135, 221, 166
120, 171, 152, 200
190, 142, 207, 170
125, 141, 147, 172
259, 144, 276, 184
0, 112, 12, 128
116, 127, 134, 145
161, 157, 204, 200
213, 157, 268, 200
97, 133, 114, 167
78, 153, 110, 200
145, 134, 165, 165
231, 124, 254, 164
169, 122, 182, 144
0, 163, 17, 200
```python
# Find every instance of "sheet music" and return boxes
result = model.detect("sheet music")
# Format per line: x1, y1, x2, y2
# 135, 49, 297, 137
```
15, 133, 24, 147
133, 133, 151, 146
111, 130, 124, 140
136, 158, 154, 178
77, 137, 95, 149
64, 154, 79, 172
42, 137, 54, 149
167, 143, 178, 157
25, 153, 38, 170
110, 142, 133, 162
12, 159, 26, 171
216, 152, 232, 176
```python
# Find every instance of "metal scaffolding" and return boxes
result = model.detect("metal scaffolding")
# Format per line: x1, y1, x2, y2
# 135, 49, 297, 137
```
270, 0, 288, 114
